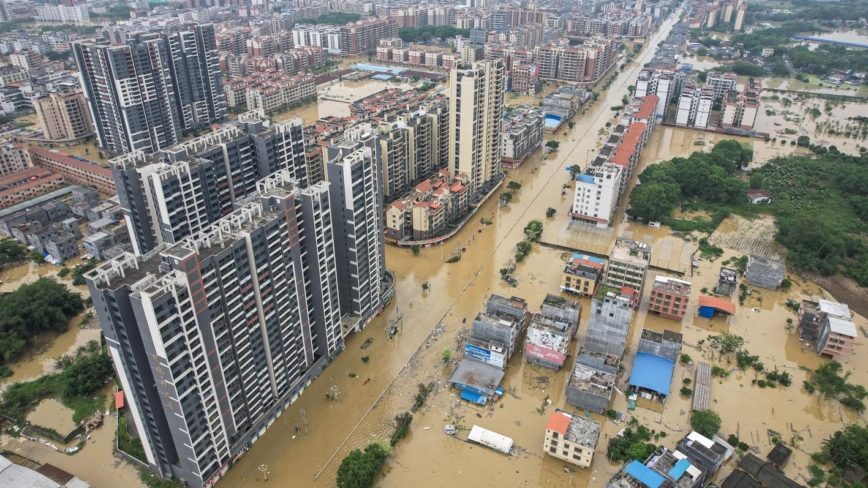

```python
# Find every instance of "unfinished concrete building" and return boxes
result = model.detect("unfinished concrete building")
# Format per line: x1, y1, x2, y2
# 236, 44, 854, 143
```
746, 255, 785, 290
799, 299, 852, 342
540, 293, 582, 329
583, 287, 634, 357
566, 350, 619, 414
465, 294, 530, 369
605, 237, 652, 306
637, 329, 683, 363
715, 267, 738, 296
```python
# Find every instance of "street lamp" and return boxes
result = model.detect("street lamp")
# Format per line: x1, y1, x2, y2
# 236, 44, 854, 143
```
259, 464, 269, 481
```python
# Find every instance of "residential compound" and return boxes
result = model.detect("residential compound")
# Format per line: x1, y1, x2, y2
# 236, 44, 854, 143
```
572, 96, 657, 228
110, 115, 310, 255
720, 78, 762, 131
565, 11, 651, 38
0, 167, 64, 209
544, 409, 601, 468
223, 71, 316, 113
85, 108, 387, 487
384, 169, 470, 242
501, 105, 545, 169
73, 24, 226, 155
533, 36, 619, 85
339, 17, 399, 55
85, 174, 347, 488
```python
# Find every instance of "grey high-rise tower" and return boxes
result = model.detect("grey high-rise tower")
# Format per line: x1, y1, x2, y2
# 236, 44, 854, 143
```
73, 25, 226, 156
111, 115, 309, 255
86, 172, 343, 488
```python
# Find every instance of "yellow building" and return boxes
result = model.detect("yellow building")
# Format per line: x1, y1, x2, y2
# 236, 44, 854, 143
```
544, 409, 600, 468
560, 253, 605, 297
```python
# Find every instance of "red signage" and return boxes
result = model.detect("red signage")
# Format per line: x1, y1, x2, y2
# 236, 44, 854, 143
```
525, 343, 565, 365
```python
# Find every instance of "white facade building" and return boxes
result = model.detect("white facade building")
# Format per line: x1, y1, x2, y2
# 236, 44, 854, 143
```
36, 5, 89, 23
571, 163, 622, 228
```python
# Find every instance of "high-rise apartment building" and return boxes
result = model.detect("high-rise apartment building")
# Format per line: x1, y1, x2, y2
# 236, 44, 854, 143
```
165, 24, 227, 132
338, 18, 399, 56
325, 135, 386, 331
449, 59, 505, 198
33, 86, 95, 142
111, 115, 308, 255
85, 172, 343, 488
734, 4, 747, 31
74, 26, 226, 156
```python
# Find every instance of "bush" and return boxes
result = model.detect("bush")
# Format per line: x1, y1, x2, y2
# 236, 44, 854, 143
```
680, 387, 693, 396
57, 267, 70, 278
738, 441, 750, 451
680, 353, 692, 365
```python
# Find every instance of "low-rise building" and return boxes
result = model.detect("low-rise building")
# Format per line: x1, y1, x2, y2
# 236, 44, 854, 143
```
648, 276, 692, 320
542, 86, 585, 132
566, 350, 619, 414
525, 313, 574, 370
467, 295, 531, 367
676, 431, 732, 476
27, 147, 115, 195
715, 267, 739, 296
817, 316, 857, 360
0, 140, 31, 176
561, 253, 605, 297
746, 255, 785, 290
608, 447, 707, 488
604, 238, 651, 305
501, 105, 545, 169
0, 167, 65, 209
798, 299, 851, 342
544, 409, 601, 468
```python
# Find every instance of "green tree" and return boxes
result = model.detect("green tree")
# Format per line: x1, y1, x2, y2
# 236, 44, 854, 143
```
410, 245, 420, 256
545, 140, 560, 150
568, 165, 582, 179
568, 121, 575, 129
546, 207, 556, 218
507, 181, 522, 192
500, 192, 513, 204
629, 182, 680, 222
709, 332, 745, 355
797, 135, 811, 147
523, 220, 543, 242
61, 353, 113, 397
515, 241, 532, 262
441, 348, 452, 363
336, 443, 389, 488
29, 251, 45, 264
690, 410, 722, 438
0, 240, 25, 267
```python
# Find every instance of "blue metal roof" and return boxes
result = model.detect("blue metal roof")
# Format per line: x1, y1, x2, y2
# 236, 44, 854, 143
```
460, 389, 486, 405
668, 458, 691, 479
628, 353, 675, 396
625, 460, 665, 488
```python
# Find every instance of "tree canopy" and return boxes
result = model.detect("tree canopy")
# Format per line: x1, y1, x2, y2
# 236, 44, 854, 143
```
295, 12, 360, 26
336, 443, 389, 488
628, 140, 752, 222
399, 26, 469, 43
0, 240, 26, 268
0, 277, 84, 363
690, 410, 722, 438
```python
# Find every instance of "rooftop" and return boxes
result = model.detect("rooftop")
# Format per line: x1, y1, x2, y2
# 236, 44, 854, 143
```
611, 237, 651, 265
568, 351, 618, 397
447, 359, 505, 396
548, 409, 601, 449
652, 276, 692, 295
828, 316, 858, 338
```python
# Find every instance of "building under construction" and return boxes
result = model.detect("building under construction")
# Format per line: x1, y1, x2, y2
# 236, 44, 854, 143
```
583, 286, 634, 357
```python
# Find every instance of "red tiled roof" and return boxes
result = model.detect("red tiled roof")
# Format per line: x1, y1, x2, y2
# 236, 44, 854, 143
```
698, 296, 736, 315
546, 411, 571, 435
634, 95, 658, 119
27, 146, 113, 179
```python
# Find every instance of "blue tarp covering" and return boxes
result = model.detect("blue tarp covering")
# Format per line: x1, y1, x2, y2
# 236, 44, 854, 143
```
668, 459, 691, 479
571, 253, 605, 265
576, 174, 595, 183
698, 306, 715, 318
460, 389, 487, 405
625, 460, 665, 488
628, 353, 675, 396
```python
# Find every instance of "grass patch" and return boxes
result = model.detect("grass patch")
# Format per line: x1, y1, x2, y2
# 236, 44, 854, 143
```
119, 415, 148, 463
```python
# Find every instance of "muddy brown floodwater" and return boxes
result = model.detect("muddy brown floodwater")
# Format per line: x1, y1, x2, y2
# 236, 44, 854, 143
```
7, 13, 867, 488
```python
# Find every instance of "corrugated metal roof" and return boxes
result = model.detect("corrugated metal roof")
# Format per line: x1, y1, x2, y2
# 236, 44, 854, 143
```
467, 425, 513, 454
628, 353, 675, 395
